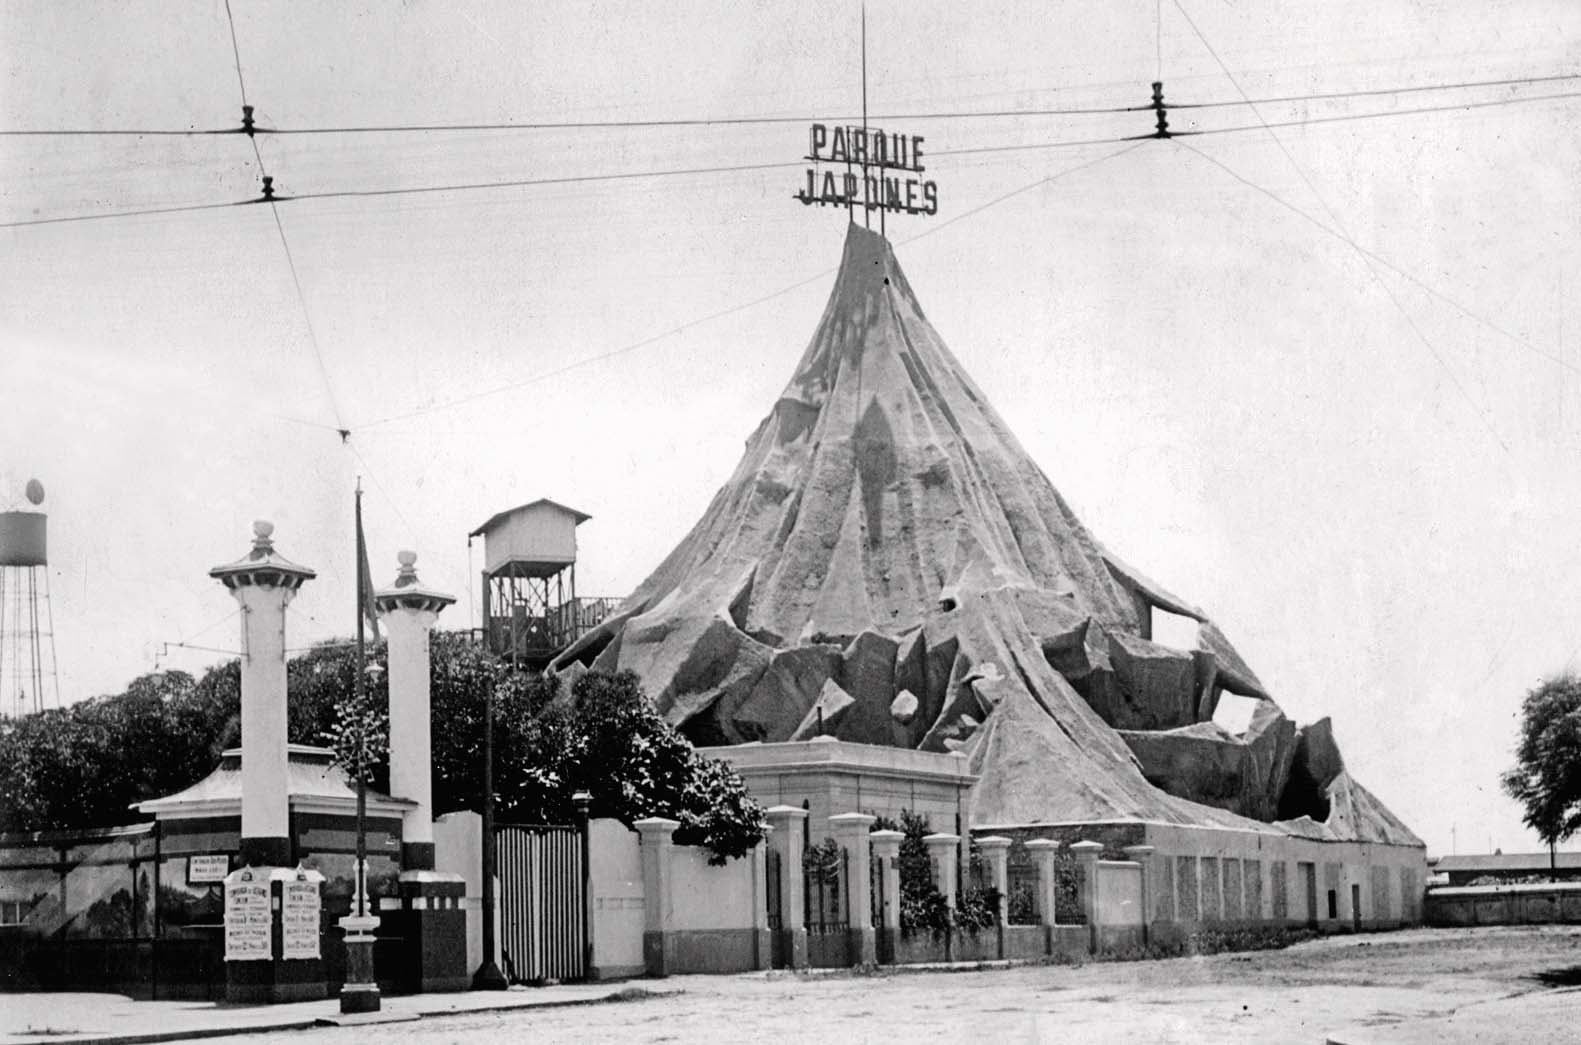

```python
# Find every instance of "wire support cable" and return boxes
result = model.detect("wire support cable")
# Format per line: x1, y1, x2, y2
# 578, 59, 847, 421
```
352, 141, 1144, 433
1172, 0, 1511, 454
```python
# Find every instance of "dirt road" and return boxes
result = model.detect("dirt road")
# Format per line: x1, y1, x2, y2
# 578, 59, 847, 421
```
203, 927, 1581, 1043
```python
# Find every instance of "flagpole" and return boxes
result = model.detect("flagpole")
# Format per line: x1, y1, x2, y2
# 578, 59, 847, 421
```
340, 478, 381, 1014
354, 481, 368, 921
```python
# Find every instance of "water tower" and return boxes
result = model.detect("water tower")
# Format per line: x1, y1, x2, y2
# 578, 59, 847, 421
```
468, 498, 615, 669
0, 478, 60, 714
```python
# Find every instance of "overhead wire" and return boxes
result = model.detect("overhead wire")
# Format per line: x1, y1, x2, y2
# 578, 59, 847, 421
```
1172, 0, 1510, 454
2, 72, 1574, 136
5, 87, 1576, 232
354, 140, 1146, 432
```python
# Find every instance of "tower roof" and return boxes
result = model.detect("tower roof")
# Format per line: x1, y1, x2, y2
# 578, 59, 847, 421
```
209, 520, 315, 590
469, 498, 591, 538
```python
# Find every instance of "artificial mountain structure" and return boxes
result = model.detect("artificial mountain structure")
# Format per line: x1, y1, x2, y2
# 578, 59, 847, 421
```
556, 222, 1420, 853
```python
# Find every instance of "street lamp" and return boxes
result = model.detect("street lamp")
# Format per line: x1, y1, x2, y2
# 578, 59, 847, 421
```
339, 659, 384, 1013
472, 670, 508, 990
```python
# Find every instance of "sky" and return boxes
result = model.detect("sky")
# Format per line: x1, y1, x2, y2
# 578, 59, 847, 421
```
2, 1, 1579, 858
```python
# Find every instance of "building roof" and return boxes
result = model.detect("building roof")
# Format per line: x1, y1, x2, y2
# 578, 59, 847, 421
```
1429, 851, 1581, 873
469, 498, 592, 538
135, 744, 414, 819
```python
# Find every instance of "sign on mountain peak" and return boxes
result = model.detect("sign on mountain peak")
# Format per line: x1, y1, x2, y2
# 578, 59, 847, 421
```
795, 122, 939, 217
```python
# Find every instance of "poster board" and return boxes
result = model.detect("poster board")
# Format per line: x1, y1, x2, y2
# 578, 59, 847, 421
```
188, 854, 229, 884
223, 867, 273, 961
280, 868, 324, 961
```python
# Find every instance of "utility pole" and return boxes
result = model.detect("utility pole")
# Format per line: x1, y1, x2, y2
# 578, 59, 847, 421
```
473, 669, 507, 989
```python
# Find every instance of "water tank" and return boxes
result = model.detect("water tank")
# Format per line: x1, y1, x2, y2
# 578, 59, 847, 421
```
0, 511, 46, 567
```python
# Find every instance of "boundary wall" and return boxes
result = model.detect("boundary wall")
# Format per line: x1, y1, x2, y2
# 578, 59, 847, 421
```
1425, 882, 1581, 926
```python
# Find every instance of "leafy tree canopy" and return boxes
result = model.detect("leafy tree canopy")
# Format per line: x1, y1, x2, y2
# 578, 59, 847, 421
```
0, 633, 763, 862
1501, 672, 1581, 846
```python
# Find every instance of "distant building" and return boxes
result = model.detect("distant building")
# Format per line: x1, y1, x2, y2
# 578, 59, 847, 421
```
1429, 852, 1581, 886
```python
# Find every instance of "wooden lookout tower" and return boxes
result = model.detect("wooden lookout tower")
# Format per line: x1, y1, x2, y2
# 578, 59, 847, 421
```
469, 499, 615, 668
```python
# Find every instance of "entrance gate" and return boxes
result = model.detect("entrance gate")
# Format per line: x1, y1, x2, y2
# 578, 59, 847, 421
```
494, 823, 587, 983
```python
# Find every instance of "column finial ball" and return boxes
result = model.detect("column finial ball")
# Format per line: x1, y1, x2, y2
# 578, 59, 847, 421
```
397, 549, 417, 567
252, 520, 275, 548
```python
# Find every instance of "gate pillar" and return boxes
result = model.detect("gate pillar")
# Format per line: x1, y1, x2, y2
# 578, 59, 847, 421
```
636, 818, 679, 977
869, 829, 903, 963
923, 833, 961, 908
1072, 840, 1104, 954
378, 552, 467, 992
764, 806, 808, 969
976, 836, 1012, 959
830, 813, 876, 966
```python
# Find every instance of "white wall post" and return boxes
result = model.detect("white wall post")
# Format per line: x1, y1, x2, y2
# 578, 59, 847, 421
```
1025, 840, 1060, 927
1123, 844, 1155, 946
635, 817, 679, 977
976, 835, 1012, 959
923, 833, 961, 909
830, 812, 876, 965
1071, 840, 1104, 954
869, 829, 903, 956
764, 805, 808, 968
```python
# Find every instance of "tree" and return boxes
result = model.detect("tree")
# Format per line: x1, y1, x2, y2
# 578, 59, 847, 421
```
1501, 673, 1581, 846
0, 636, 765, 863
460, 668, 765, 863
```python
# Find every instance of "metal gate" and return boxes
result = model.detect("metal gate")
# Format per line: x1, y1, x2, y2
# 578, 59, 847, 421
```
495, 823, 587, 983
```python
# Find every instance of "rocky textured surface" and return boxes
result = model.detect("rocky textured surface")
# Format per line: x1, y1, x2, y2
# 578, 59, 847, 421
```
555, 222, 1418, 847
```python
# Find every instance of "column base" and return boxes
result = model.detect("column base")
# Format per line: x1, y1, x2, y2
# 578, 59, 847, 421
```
339, 920, 380, 1014
226, 957, 328, 1004
846, 926, 876, 967
876, 927, 898, 965
778, 928, 808, 970
390, 872, 468, 993
642, 930, 670, 977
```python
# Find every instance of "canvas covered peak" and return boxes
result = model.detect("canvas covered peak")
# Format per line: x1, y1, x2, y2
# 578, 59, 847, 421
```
555, 222, 1419, 848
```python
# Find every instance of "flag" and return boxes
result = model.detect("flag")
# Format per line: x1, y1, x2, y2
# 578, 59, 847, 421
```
355, 485, 380, 642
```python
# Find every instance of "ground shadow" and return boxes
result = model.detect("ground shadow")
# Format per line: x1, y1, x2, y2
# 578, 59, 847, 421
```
1528, 964, 1581, 988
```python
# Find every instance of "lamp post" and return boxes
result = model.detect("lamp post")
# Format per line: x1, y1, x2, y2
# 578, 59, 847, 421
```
472, 670, 508, 990
339, 657, 385, 1013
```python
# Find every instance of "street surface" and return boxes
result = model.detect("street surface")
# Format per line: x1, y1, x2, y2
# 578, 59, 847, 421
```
190, 927, 1581, 1043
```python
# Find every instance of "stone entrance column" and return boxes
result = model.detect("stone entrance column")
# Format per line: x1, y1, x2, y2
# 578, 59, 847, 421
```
209, 521, 322, 1003
210, 521, 316, 868
376, 551, 467, 992
377, 551, 453, 869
